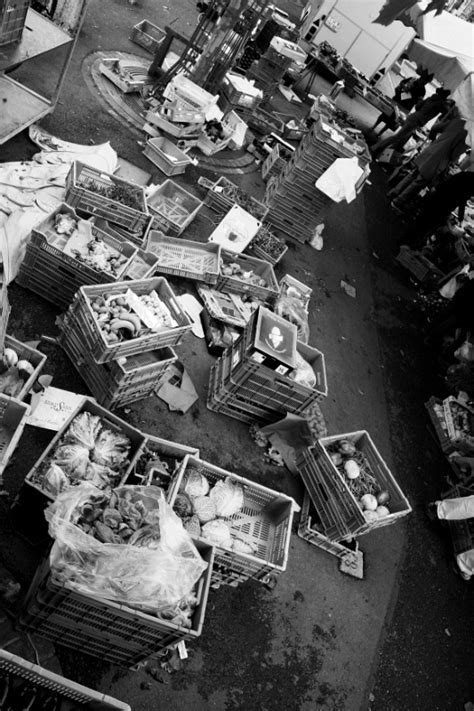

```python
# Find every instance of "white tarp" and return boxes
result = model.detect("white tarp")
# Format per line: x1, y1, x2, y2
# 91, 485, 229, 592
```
408, 10, 473, 89
407, 11, 474, 145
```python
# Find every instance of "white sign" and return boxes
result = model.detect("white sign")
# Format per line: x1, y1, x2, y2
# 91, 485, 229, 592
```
27, 386, 87, 431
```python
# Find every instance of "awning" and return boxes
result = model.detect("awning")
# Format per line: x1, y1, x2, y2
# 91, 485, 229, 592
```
408, 10, 473, 90
407, 10, 474, 145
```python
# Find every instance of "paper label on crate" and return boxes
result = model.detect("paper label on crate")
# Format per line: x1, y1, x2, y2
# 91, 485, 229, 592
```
177, 640, 188, 659
27, 387, 87, 431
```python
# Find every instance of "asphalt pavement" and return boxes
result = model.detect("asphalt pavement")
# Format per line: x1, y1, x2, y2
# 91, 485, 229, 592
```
0, 1, 472, 710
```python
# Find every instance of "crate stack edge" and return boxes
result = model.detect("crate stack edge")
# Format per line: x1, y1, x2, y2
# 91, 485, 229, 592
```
19, 541, 215, 667
58, 277, 192, 408
264, 117, 370, 243
207, 306, 327, 425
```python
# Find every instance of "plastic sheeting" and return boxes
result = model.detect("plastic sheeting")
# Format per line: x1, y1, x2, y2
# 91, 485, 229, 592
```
0, 127, 118, 283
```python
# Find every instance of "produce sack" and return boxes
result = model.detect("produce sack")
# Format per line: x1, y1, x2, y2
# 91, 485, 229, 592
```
45, 483, 207, 615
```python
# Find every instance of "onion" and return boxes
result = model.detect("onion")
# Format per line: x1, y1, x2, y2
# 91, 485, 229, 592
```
375, 505, 390, 518
376, 490, 390, 505
344, 459, 360, 479
360, 493, 378, 511
364, 510, 378, 522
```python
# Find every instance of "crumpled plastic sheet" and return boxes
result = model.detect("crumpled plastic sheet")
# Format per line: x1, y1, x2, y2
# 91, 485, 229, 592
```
0, 126, 118, 283
45, 483, 208, 614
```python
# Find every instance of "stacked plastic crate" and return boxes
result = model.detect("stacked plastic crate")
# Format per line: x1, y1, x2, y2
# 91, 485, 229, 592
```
19, 400, 215, 667
57, 277, 193, 409
264, 117, 370, 243
144, 75, 218, 143
247, 41, 293, 102
207, 306, 327, 424
15, 204, 153, 310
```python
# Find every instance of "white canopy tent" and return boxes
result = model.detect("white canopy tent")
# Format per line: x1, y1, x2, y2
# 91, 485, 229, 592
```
407, 10, 474, 145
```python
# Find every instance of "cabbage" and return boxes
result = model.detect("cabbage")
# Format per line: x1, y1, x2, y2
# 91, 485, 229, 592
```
53, 443, 90, 479
209, 478, 244, 518
65, 412, 102, 449
232, 537, 256, 555
183, 469, 210, 498
193, 495, 217, 523
92, 428, 131, 467
184, 515, 201, 537
42, 463, 69, 496
201, 519, 233, 547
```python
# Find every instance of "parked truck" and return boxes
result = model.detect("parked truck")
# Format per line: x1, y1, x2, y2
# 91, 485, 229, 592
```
299, 0, 416, 80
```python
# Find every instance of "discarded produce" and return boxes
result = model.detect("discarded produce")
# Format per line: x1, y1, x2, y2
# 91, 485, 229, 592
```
46, 484, 207, 623
88, 289, 177, 344
0, 350, 37, 398
220, 256, 268, 288
250, 226, 286, 261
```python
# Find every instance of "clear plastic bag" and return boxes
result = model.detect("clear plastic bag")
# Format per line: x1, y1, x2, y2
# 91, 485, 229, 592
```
45, 484, 207, 615
274, 294, 310, 343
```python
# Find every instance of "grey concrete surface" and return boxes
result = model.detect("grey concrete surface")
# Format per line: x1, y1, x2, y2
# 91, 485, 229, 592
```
1, 1, 472, 710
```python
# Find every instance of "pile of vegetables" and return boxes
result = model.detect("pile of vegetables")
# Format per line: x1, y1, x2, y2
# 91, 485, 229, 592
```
71, 486, 162, 546
34, 411, 132, 496
173, 467, 257, 556
0, 348, 36, 397
250, 226, 286, 261
75, 237, 129, 277
80, 176, 144, 211
134, 444, 185, 493
88, 290, 176, 344
52, 212, 129, 277
326, 438, 391, 522
220, 256, 268, 288
215, 183, 266, 219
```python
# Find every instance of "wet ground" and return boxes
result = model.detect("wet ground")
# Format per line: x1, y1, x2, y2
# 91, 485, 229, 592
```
0, 1, 472, 710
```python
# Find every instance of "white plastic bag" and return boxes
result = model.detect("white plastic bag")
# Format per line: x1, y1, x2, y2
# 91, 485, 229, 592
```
45, 484, 207, 615
315, 157, 364, 203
